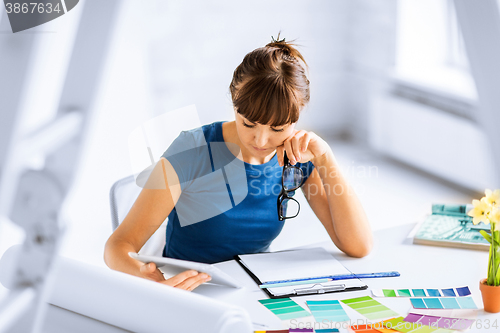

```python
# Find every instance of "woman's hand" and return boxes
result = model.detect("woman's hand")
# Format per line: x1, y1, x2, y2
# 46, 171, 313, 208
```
139, 262, 211, 291
277, 130, 331, 166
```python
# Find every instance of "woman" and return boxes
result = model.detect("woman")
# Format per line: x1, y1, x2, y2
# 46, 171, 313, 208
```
104, 37, 373, 292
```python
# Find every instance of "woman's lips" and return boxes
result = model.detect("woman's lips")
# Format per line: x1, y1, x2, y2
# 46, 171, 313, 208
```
253, 146, 271, 151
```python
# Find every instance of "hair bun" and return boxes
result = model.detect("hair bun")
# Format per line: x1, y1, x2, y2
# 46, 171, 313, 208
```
265, 33, 307, 68
229, 34, 310, 127
266, 33, 292, 54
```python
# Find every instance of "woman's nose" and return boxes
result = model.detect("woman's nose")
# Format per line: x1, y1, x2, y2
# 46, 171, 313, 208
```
254, 130, 269, 147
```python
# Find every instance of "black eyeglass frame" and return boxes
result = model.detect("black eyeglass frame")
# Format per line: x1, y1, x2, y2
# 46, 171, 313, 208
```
277, 152, 303, 221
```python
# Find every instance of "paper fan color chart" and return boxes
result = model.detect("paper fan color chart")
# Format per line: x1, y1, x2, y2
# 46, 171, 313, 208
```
341, 296, 398, 320
258, 298, 311, 320
409, 296, 477, 309
305, 300, 350, 322
372, 287, 471, 298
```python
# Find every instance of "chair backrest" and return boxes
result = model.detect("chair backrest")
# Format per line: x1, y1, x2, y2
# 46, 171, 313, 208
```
110, 175, 137, 230
114, 106, 203, 256
109, 175, 167, 256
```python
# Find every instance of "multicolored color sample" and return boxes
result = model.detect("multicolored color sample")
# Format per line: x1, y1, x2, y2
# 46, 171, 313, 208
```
409, 296, 477, 309
382, 317, 454, 333
372, 286, 471, 298
403, 313, 475, 330
258, 298, 311, 320
254, 328, 339, 333
254, 328, 338, 333
349, 321, 399, 333
306, 300, 350, 322
340, 296, 399, 320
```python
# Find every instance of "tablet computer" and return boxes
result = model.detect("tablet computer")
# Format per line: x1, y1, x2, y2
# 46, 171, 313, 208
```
128, 253, 242, 288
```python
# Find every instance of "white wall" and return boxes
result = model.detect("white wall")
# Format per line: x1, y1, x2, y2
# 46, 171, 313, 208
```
144, 0, 353, 136
143, 1, 398, 141
369, 93, 497, 192
342, 0, 398, 142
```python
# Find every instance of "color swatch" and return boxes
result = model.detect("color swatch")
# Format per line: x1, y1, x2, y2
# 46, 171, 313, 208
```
258, 298, 311, 320
383, 317, 455, 333
350, 321, 399, 333
404, 313, 475, 330
372, 286, 470, 298
410, 296, 477, 309
349, 324, 384, 333
306, 300, 350, 322
341, 296, 399, 320
254, 328, 338, 333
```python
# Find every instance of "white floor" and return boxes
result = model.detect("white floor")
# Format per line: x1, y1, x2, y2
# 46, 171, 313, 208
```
56, 138, 476, 267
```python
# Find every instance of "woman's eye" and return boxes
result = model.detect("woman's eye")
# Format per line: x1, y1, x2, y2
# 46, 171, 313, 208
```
243, 122, 255, 128
271, 127, 284, 132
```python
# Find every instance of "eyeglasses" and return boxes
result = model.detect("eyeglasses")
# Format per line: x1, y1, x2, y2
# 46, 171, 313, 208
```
277, 152, 303, 221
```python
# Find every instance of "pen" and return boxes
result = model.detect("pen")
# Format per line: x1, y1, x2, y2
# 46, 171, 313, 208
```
259, 271, 400, 288
260, 278, 332, 288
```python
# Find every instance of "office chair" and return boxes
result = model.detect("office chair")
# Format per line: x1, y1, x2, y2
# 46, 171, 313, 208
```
109, 174, 168, 256
109, 105, 204, 256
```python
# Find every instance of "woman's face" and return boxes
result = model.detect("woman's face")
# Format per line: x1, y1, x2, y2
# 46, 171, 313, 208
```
234, 111, 296, 161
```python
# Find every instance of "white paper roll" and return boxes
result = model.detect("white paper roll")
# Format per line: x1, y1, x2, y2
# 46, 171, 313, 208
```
45, 257, 253, 333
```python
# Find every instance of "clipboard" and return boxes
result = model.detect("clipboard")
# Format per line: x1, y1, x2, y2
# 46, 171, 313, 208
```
234, 247, 368, 298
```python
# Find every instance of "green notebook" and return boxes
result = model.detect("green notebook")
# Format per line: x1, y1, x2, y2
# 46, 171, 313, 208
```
412, 204, 490, 251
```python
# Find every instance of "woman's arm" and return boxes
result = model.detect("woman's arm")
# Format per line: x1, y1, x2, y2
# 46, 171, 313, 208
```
278, 131, 373, 258
302, 154, 373, 257
104, 158, 211, 290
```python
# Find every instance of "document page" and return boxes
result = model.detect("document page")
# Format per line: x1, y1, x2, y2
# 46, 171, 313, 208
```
239, 247, 352, 282
238, 247, 366, 296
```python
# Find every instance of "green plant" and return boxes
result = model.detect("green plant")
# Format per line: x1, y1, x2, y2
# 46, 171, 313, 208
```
468, 189, 500, 286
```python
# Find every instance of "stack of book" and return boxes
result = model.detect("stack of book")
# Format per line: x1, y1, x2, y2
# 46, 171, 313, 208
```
411, 204, 490, 251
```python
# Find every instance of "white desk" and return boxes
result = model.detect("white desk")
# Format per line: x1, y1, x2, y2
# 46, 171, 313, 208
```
40, 223, 495, 332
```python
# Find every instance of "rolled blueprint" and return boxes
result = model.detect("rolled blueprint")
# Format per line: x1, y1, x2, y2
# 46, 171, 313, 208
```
44, 257, 253, 333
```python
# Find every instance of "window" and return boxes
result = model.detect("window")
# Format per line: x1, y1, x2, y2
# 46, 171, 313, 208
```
445, 0, 468, 70
395, 0, 476, 101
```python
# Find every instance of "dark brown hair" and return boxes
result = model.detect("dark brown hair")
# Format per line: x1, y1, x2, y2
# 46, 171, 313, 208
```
229, 37, 310, 127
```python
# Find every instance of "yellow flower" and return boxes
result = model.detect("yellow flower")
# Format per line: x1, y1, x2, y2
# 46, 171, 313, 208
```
468, 198, 492, 224
484, 189, 500, 208
490, 208, 500, 226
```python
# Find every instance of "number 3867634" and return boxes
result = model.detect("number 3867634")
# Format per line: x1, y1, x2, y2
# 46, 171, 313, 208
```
5, 2, 62, 14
